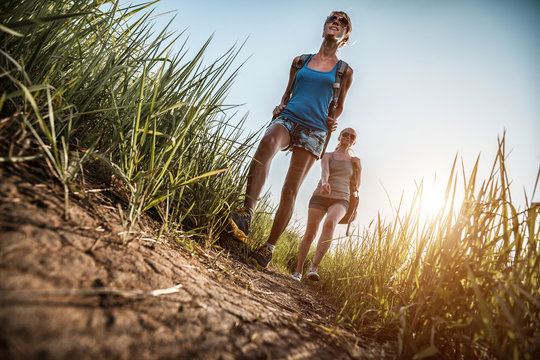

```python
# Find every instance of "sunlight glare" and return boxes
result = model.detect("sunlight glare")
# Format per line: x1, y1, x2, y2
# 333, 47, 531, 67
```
419, 181, 449, 221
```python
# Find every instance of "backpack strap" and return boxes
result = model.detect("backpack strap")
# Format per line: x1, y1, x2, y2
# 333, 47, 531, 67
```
329, 60, 349, 116
284, 54, 311, 100
293, 54, 311, 71
320, 59, 349, 159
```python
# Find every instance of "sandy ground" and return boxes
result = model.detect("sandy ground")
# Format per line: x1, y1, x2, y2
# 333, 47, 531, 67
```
0, 163, 386, 359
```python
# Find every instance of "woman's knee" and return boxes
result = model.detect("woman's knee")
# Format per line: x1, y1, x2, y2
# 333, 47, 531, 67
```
258, 134, 279, 151
322, 219, 338, 233
302, 230, 317, 243
280, 184, 299, 203
253, 137, 281, 167
258, 128, 288, 154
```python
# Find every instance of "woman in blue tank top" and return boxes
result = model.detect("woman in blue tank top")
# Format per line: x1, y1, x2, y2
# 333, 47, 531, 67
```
229, 11, 354, 270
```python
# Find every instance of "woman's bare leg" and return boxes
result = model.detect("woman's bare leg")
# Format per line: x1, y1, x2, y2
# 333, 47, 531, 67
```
244, 124, 290, 211
267, 148, 317, 246
294, 207, 326, 274
311, 203, 347, 269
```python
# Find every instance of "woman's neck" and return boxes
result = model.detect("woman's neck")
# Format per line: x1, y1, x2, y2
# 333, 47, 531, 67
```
318, 39, 339, 59
335, 145, 349, 154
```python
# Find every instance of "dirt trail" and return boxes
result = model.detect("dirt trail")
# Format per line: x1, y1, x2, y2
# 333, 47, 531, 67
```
0, 164, 382, 359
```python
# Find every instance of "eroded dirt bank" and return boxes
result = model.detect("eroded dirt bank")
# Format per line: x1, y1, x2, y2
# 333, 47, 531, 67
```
0, 164, 384, 359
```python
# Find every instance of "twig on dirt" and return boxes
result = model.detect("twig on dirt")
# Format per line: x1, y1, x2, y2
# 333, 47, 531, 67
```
177, 264, 197, 269
0, 284, 183, 300
247, 277, 262, 287
87, 235, 103, 252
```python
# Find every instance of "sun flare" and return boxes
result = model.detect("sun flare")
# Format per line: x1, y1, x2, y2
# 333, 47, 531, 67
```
421, 187, 446, 216
417, 181, 455, 220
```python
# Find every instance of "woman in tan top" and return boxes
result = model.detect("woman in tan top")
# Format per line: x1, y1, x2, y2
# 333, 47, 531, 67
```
292, 128, 361, 281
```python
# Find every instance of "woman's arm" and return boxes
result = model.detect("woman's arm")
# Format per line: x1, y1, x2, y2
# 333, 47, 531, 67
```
320, 153, 331, 194
327, 66, 354, 132
351, 156, 362, 190
273, 56, 302, 118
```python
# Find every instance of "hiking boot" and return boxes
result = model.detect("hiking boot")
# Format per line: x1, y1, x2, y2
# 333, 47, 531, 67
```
291, 272, 302, 282
307, 268, 320, 281
249, 245, 273, 270
228, 208, 253, 241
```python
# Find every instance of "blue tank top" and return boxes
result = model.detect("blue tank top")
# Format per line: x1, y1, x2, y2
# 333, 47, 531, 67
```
281, 55, 337, 132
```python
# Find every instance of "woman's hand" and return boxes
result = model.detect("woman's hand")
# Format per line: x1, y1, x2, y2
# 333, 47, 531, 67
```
327, 116, 338, 132
321, 182, 331, 195
273, 104, 287, 117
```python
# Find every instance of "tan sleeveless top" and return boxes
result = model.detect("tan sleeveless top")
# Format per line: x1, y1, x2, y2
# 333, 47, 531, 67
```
312, 152, 354, 201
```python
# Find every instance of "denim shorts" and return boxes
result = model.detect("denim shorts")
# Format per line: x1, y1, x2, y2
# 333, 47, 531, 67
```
309, 195, 349, 212
270, 116, 327, 159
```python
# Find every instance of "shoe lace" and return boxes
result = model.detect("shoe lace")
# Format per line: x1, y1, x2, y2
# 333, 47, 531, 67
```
234, 209, 252, 221
258, 246, 272, 258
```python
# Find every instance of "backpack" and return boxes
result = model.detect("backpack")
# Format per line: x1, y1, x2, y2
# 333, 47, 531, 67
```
287, 54, 349, 158
338, 159, 360, 236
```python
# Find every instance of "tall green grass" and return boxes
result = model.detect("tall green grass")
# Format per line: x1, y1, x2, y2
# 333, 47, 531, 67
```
1, 0, 260, 241
277, 135, 539, 359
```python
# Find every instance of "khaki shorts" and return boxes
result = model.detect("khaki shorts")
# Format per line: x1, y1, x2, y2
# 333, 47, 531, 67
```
309, 195, 349, 212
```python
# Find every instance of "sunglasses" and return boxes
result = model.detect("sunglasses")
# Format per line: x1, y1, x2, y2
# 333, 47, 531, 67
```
342, 132, 356, 140
326, 15, 349, 28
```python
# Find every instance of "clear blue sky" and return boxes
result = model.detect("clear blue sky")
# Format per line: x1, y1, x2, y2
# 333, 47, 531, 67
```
153, 0, 540, 233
